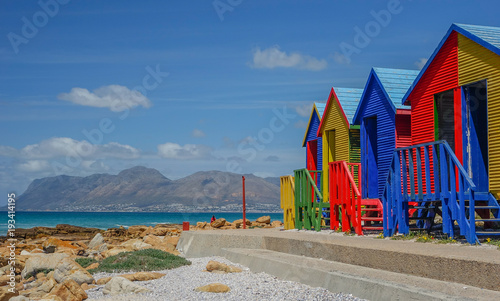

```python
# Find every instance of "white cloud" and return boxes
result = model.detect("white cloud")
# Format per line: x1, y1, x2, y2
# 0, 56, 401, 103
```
333, 52, 350, 65
17, 160, 50, 172
1, 138, 140, 160
58, 85, 151, 112
191, 129, 206, 138
415, 58, 428, 69
295, 103, 313, 117
157, 142, 212, 160
251, 46, 327, 71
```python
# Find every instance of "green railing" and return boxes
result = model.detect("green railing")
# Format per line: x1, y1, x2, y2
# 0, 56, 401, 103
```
294, 169, 326, 231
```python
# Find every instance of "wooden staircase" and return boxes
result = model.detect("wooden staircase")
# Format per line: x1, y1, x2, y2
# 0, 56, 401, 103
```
382, 140, 500, 244
360, 198, 384, 231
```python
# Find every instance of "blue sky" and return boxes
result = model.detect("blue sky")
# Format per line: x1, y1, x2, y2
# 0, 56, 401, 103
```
1, 0, 499, 204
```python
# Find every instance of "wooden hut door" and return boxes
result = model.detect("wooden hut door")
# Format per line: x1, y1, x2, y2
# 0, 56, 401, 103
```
327, 130, 336, 163
434, 89, 456, 151
362, 117, 378, 199
463, 81, 489, 192
306, 140, 318, 171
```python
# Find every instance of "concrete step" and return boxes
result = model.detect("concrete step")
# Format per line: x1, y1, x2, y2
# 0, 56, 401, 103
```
221, 247, 500, 301
177, 229, 500, 299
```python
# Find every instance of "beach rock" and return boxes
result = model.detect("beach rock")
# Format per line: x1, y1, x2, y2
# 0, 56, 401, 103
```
103, 226, 127, 238
9, 296, 29, 301
256, 216, 271, 224
127, 226, 149, 238
271, 220, 283, 227
43, 238, 79, 250
233, 219, 251, 228
20, 250, 31, 256
102, 276, 151, 295
196, 222, 207, 229
53, 258, 94, 285
0, 286, 19, 301
38, 296, 63, 301
23, 277, 58, 298
206, 260, 242, 273
0, 274, 21, 286
164, 236, 179, 246
46, 279, 87, 301
88, 233, 107, 251
22, 253, 69, 278
80, 283, 95, 290
195, 283, 230, 293
120, 239, 152, 251
85, 262, 99, 270
97, 272, 165, 285
101, 248, 128, 258
211, 218, 226, 228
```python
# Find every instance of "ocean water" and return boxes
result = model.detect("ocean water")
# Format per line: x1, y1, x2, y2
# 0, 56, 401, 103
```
0, 211, 283, 236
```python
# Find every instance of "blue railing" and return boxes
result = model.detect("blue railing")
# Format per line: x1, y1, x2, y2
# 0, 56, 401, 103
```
382, 140, 477, 244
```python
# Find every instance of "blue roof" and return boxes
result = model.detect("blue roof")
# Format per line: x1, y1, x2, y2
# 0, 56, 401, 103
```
454, 23, 500, 55
403, 23, 500, 105
315, 102, 326, 118
373, 68, 419, 110
333, 87, 363, 124
353, 68, 417, 124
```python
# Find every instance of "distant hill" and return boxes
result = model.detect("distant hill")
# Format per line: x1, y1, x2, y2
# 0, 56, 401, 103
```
10, 166, 281, 211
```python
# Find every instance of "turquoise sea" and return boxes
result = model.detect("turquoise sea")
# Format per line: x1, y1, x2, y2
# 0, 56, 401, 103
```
0, 211, 283, 236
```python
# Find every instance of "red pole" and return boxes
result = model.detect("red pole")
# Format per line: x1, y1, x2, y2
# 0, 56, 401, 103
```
242, 176, 246, 229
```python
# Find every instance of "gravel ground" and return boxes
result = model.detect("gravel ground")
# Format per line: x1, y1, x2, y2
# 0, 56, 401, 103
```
86, 256, 368, 301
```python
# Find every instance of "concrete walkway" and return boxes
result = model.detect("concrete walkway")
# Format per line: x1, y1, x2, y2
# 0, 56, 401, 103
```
177, 228, 500, 301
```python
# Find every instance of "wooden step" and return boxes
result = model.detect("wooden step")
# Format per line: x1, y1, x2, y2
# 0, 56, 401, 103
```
361, 199, 382, 206
464, 206, 499, 209
362, 226, 383, 230
362, 208, 383, 212
361, 217, 383, 222
475, 231, 500, 236
474, 218, 500, 222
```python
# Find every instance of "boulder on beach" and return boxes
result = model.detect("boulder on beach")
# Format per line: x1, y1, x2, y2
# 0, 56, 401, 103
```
211, 218, 226, 228
45, 279, 87, 301
206, 260, 242, 273
22, 253, 69, 279
195, 283, 231, 293
233, 219, 251, 228
102, 276, 151, 295
88, 233, 108, 252
97, 271, 166, 285
53, 258, 94, 285
256, 216, 271, 224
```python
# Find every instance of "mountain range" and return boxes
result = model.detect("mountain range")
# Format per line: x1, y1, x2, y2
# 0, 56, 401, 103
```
9, 166, 281, 211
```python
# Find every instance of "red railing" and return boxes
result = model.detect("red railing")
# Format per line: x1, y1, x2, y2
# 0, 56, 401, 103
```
329, 161, 363, 235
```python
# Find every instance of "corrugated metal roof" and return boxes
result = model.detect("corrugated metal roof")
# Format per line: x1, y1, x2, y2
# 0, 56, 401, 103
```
302, 102, 325, 147
403, 23, 500, 105
454, 23, 500, 55
373, 68, 419, 110
333, 87, 363, 124
315, 102, 326, 118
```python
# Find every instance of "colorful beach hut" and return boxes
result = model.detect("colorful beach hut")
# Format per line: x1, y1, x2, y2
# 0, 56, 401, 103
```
383, 23, 500, 242
317, 88, 363, 201
403, 23, 500, 198
302, 102, 326, 173
353, 68, 418, 200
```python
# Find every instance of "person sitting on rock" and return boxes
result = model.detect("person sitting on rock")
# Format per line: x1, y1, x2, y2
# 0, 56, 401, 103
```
211, 215, 216, 223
